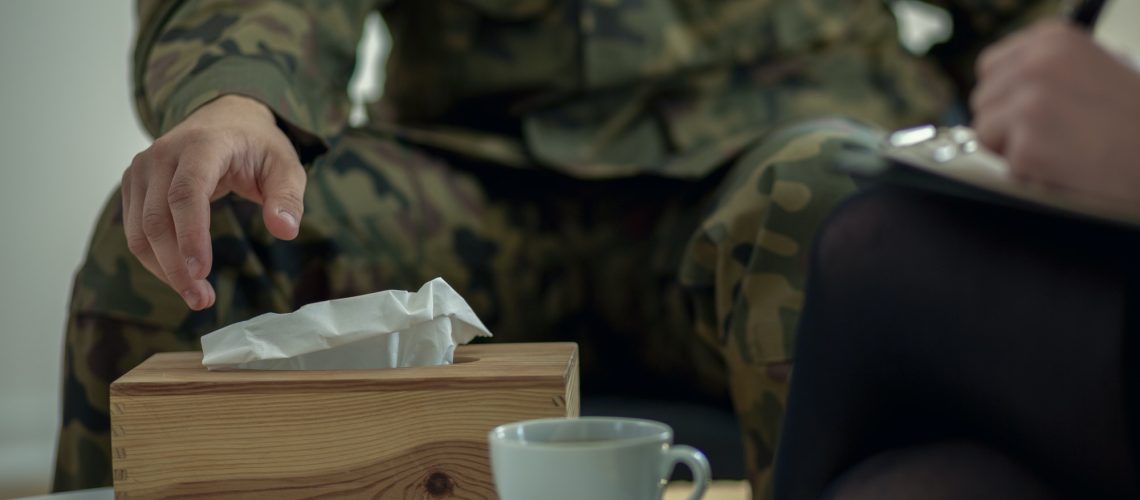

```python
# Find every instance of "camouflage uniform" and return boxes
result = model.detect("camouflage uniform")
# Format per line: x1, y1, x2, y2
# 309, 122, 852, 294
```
56, 0, 1053, 496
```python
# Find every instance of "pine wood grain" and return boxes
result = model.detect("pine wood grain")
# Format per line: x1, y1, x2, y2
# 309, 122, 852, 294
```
664, 481, 749, 500
111, 343, 578, 499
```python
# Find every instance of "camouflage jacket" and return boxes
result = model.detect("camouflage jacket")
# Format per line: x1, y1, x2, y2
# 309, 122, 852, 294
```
134, 0, 1055, 179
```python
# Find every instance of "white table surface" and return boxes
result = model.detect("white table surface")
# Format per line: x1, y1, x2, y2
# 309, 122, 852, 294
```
14, 488, 112, 500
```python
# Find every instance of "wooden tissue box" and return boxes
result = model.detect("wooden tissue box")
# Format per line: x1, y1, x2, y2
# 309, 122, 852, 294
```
110, 342, 579, 498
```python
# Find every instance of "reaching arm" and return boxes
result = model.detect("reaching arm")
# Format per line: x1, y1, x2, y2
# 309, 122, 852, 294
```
124, 0, 378, 310
133, 0, 379, 160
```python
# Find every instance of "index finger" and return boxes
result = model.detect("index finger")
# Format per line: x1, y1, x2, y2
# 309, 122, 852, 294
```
168, 149, 224, 281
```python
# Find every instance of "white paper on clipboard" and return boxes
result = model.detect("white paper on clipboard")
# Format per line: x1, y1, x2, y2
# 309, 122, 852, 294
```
873, 125, 1140, 228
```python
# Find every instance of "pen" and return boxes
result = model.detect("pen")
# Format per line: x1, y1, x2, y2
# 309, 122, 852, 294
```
1066, 0, 1107, 30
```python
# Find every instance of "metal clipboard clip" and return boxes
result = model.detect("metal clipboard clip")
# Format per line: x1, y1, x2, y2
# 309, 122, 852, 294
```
887, 125, 982, 163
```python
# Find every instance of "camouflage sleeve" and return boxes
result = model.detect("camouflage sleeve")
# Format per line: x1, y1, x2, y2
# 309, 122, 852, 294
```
132, 0, 380, 162
910, 0, 1060, 101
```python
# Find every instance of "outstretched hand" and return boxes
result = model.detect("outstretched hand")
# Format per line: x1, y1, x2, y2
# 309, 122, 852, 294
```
121, 94, 307, 310
971, 21, 1140, 201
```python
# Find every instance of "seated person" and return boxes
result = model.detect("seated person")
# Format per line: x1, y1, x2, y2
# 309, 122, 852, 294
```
773, 20, 1140, 500
54, 0, 1048, 495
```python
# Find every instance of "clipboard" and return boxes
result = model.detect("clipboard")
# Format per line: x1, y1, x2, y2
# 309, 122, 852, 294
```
839, 125, 1140, 229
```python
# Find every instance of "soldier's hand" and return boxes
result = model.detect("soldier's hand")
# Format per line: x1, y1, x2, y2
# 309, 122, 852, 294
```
122, 94, 306, 310
971, 21, 1140, 201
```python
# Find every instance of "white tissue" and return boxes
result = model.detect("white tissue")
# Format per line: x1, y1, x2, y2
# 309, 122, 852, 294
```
200, 277, 491, 370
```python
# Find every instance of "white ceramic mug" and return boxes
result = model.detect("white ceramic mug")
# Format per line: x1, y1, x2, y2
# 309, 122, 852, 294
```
488, 417, 710, 500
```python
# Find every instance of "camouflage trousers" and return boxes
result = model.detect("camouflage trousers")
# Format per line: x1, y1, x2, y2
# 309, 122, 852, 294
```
55, 118, 881, 497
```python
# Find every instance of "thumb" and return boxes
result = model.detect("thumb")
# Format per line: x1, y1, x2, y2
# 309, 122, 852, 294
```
259, 156, 307, 241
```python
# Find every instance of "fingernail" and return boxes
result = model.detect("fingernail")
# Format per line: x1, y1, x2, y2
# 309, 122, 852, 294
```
278, 209, 297, 227
186, 257, 202, 278
181, 288, 201, 309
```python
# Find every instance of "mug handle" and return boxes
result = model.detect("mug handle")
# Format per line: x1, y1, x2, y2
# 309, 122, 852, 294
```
663, 444, 710, 500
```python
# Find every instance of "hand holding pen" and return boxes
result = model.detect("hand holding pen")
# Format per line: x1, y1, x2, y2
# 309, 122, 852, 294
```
969, 2, 1140, 202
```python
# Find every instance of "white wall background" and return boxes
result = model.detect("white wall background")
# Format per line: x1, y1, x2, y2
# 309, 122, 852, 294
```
0, 0, 1137, 497
0, 1, 149, 497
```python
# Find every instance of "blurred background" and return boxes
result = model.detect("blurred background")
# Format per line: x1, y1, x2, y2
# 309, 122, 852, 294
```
0, 2, 148, 497
1, 0, 1138, 497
